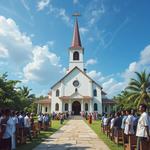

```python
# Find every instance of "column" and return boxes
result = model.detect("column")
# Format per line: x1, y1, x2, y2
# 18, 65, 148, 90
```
69, 100, 72, 112
81, 99, 84, 111
109, 104, 111, 114
90, 81, 93, 97
90, 100, 93, 113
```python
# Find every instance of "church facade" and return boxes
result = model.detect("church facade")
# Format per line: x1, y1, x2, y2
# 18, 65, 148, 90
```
36, 17, 115, 115
50, 17, 110, 115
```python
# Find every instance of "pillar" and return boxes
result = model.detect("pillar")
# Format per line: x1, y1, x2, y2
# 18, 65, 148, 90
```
69, 100, 72, 112
81, 99, 84, 111
90, 100, 93, 113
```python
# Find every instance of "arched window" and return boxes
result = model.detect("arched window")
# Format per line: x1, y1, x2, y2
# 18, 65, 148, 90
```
93, 89, 97, 96
85, 103, 88, 111
56, 89, 59, 97
73, 51, 79, 60
94, 103, 98, 111
45, 107, 48, 112
105, 106, 107, 112
65, 103, 68, 111
55, 103, 59, 111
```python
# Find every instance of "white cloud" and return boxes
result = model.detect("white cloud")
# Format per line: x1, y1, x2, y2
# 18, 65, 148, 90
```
21, 0, 30, 11
37, 0, 50, 11
73, 0, 79, 4
23, 45, 62, 84
87, 70, 106, 83
0, 16, 63, 85
79, 27, 88, 35
140, 45, 150, 65
0, 16, 32, 65
0, 44, 9, 58
48, 5, 70, 25
87, 70, 125, 97
47, 40, 54, 47
122, 45, 150, 80
85, 0, 105, 26
58, 8, 70, 24
85, 58, 97, 67
102, 78, 126, 97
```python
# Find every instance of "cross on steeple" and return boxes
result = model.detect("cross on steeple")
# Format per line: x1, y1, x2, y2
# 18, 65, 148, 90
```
72, 12, 81, 18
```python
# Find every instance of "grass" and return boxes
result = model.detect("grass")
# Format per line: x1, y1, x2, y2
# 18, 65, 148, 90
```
16, 120, 67, 150
85, 120, 123, 150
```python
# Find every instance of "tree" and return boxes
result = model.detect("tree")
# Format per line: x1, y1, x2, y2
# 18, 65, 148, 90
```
0, 73, 20, 108
0, 73, 35, 111
114, 90, 136, 110
126, 71, 150, 108
17, 86, 35, 111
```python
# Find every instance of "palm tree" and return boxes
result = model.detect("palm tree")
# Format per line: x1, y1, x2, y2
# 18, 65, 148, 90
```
114, 90, 134, 110
126, 71, 150, 108
19, 86, 35, 100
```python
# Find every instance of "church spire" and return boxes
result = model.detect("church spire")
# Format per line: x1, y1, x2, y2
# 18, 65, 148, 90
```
71, 13, 82, 48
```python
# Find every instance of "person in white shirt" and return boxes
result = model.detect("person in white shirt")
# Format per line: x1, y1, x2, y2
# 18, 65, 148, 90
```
11, 111, 18, 150
136, 104, 150, 150
24, 113, 32, 141
38, 113, 43, 130
110, 114, 115, 129
1, 109, 13, 150
121, 110, 127, 131
124, 109, 134, 135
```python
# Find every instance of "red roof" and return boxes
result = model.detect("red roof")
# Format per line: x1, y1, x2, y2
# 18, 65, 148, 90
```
71, 18, 82, 49
102, 99, 116, 104
34, 99, 51, 104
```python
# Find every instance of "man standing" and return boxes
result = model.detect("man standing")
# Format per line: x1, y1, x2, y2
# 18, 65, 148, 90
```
136, 104, 150, 150
24, 113, 32, 141
1, 109, 13, 150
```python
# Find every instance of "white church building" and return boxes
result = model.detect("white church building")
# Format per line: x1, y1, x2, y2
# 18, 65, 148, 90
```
36, 17, 115, 115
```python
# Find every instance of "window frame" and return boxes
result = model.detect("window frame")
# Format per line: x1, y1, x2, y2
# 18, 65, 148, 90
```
55, 103, 59, 111
94, 103, 98, 111
73, 51, 79, 60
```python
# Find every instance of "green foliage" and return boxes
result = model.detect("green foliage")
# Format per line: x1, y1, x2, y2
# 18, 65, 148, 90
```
0, 73, 35, 111
115, 71, 150, 110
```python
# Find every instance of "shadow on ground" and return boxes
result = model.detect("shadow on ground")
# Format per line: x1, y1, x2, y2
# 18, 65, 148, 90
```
34, 142, 90, 150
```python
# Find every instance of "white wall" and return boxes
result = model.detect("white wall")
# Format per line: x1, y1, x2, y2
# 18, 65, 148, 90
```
63, 69, 91, 96
51, 68, 103, 114
37, 104, 51, 114
92, 83, 102, 114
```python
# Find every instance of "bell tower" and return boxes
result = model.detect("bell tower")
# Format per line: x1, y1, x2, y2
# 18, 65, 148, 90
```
68, 13, 84, 72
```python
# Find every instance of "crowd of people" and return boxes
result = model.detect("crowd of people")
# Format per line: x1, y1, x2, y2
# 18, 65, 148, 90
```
0, 105, 149, 150
80, 111, 99, 121
101, 104, 150, 150
0, 110, 74, 150
0, 110, 53, 150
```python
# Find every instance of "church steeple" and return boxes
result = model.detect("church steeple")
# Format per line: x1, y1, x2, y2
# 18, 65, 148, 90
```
68, 13, 84, 72
71, 17, 82, 48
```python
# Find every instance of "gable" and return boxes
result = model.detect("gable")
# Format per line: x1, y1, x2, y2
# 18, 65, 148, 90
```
51, 66, 103, 91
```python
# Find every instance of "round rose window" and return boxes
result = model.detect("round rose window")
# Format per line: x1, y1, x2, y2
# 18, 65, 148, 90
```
73, 80, 79, 87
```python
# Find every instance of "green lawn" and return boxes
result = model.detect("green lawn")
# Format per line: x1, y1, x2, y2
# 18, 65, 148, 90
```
16, 120, 67, 150
85, 120, 123, 150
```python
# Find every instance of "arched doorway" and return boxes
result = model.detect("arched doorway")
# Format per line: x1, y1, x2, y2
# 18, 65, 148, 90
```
72, 101, 81, 115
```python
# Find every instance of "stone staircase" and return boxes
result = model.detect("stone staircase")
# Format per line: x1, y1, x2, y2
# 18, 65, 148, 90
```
70, 115, 83, 120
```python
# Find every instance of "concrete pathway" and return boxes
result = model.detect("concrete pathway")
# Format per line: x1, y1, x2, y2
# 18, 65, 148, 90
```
33, 120, 110, 150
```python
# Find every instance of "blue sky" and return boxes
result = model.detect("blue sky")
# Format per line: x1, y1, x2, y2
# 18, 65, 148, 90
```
0, 0, 150, 97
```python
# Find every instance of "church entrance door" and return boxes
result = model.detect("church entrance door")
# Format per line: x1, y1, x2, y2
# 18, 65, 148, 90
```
72, 101, 81, 115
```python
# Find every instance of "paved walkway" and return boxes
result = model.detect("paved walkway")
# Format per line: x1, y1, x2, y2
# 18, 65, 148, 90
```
34, 120, 110, 150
